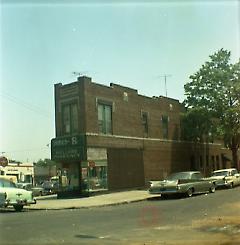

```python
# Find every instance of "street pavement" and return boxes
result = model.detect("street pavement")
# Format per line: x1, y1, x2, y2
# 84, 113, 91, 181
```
29, 189, 159, 210
2, 187, 240, 245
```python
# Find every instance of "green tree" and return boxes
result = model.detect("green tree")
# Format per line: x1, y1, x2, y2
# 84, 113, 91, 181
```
181, 108, 216, 143
35, 158, 56, 167
184, 49, 240, 169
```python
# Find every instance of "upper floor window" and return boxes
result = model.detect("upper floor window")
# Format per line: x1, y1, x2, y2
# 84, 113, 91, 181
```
62, 103, 78, 135
98, 103, 112, 134
141, 111, 148, 135
162, 115, 169, 139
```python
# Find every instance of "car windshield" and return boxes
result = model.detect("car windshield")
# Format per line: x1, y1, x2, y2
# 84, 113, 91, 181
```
212, 171, 229, 177
0, 179, 17, 188
166, 172, 191, 180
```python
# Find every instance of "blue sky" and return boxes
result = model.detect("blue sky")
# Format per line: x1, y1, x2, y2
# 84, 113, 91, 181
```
0, 0, 239, 162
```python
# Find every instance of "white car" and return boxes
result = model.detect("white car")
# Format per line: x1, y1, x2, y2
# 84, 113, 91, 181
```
208, 168, 240, 188
0, 177, 36, 211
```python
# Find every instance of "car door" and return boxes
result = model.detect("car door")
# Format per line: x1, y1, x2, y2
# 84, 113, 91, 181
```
191, 173, 206, 193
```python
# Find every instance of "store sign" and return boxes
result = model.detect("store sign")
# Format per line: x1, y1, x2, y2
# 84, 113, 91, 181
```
51, 135, 86, 161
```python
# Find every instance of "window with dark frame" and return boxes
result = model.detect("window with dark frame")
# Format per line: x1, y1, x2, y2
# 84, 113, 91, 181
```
206, 155, 209, 167
216, 155, 220, 170
162, 115, 169, 139
62, 103, 78, 135
199, 155, 203, 169
211, 155, 215, 170
141, 111, 148, 135
98, 103, 112, 134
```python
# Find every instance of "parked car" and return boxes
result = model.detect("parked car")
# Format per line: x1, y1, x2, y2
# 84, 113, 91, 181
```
207, 168, 240, 188
0, 177, 36, 211
42, 180, 59, 194
16, 182, 44, 196
149, 171, 215, 198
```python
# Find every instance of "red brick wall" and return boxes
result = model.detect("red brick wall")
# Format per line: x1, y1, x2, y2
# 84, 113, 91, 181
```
84, 81, 183, 140
54, 77, 233, 191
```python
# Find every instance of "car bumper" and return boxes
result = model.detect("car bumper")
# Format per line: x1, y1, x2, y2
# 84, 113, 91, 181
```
215, 182, 232, 188
4, 198, 36, 206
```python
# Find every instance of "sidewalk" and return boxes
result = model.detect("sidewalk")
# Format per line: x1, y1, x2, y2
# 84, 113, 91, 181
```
27, 189, 159, 210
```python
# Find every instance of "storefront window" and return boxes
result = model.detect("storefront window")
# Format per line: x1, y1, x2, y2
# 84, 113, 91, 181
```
81, 161, 108, 192
58, 163, 80, 191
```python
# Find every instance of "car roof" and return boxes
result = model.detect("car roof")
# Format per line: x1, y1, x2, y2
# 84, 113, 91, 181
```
213, 168, 237, 173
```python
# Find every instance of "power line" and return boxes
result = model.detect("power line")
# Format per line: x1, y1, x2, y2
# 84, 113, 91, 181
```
2, 147, 50, 154
0, 91, 52, 119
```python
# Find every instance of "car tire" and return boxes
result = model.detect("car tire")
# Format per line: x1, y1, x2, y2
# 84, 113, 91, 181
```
229, 182, 234, 189
13, 205, 24, 212
161, 194, 168, 199
186, 188, 193, 197
209, 185, 215, 193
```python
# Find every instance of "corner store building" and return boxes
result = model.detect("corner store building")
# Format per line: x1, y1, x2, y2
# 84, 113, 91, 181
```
51, 76, 231, 197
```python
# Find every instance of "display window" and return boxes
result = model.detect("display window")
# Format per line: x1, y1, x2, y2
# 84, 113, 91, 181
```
81, 160, 108, 192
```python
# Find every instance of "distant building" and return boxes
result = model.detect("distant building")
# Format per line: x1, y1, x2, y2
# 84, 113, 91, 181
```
51, 76, 232, 197
0, 161, 34, 183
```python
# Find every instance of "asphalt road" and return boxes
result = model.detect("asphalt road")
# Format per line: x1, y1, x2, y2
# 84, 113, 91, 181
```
1, 187, 240, 245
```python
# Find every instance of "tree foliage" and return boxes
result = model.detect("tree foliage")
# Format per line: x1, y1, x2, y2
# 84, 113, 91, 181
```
184, 49, 240, 168
181, 108, 216, 143
35, 158, 56, 167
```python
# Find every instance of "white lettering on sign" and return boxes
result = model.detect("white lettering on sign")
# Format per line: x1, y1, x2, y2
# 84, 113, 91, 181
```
72, 137, 78, 145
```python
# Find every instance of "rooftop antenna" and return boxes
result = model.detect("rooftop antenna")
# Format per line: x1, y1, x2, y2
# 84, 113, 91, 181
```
157, 74, 172, 97
72, 71, 89, 77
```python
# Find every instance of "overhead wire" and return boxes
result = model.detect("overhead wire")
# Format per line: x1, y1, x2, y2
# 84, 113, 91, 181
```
0, 91, 53, 119
2, 146, 50, 154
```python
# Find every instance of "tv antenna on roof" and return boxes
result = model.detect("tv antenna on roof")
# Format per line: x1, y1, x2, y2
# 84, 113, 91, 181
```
72, 71, 89, 77
157, 74, 172, 97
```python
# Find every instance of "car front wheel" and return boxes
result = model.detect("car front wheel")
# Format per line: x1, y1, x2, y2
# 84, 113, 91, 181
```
186, 188, 193, 197
161, 194, 168, 199
13, 205, 24, 212
209, 185, 215, 193
229, 182, 234, 189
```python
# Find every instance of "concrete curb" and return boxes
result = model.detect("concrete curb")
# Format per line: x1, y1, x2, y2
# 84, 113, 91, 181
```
25, 194, 159, 211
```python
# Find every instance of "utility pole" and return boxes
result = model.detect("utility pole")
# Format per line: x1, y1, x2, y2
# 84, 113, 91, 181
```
157, 74, 172, 97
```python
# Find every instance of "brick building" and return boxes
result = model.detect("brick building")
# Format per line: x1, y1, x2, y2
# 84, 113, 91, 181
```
51, 76, 232, 197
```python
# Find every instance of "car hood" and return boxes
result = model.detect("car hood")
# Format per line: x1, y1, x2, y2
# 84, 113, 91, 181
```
0, 187, 33, 200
